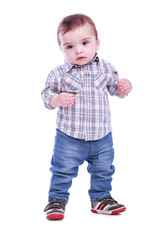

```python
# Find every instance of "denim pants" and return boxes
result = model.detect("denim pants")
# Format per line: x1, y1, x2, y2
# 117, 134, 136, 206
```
48, 129, 115, 203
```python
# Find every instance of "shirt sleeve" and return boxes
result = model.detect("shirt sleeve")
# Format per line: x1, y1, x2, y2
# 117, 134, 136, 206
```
106, 62, 120, 97
41, 69, 61, 110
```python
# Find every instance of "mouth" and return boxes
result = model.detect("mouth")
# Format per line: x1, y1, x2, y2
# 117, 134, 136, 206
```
76, 56, 86, 61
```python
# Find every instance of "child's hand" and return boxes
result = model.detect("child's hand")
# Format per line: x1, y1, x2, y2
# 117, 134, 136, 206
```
118, 78, 132, 97
57, 92, 76, 107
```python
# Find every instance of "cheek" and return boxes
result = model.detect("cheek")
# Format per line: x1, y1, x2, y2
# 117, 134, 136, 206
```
62, 49, 71, 58
66, 52, 73, 60
89, 49, 97, 57
63, 51, 75, 62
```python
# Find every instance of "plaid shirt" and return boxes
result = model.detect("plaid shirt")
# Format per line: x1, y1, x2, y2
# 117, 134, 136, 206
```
41, 54, 120, 141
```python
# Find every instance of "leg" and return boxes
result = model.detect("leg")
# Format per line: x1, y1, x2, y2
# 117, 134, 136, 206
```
87, 132, 115, 202
49, 130, 87, 203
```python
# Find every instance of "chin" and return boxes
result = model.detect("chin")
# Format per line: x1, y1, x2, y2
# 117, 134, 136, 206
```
76, 60, 90, 66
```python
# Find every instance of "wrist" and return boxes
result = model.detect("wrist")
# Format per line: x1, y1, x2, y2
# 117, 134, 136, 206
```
50, 94, 60, 108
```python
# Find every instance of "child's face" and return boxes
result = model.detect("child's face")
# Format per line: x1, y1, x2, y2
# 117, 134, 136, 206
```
59, 23, 100, 66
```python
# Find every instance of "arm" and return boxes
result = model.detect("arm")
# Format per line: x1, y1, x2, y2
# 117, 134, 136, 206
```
107, 65, 120, 97
106, 62, 132, 97
42, 66, 76, 109
41, 70, 59, 110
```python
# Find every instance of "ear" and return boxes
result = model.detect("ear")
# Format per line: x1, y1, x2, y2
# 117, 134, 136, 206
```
96, 39, 100, 51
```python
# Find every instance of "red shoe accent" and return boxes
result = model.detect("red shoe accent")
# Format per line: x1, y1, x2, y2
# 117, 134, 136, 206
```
111, 207, 126, 215
98, 203, 104, 210
46, 213, 64, 220
91, 209, 98, 214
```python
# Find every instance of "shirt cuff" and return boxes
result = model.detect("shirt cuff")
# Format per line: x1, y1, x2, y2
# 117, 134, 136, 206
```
42, 93, 57, 110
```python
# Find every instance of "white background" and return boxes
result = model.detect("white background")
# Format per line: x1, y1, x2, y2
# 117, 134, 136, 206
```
0, 0, 160, 239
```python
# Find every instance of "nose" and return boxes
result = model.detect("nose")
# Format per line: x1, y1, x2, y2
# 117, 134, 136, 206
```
75, 45, 83, 54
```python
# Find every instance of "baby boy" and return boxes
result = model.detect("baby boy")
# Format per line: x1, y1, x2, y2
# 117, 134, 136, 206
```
42, 14, 132, 220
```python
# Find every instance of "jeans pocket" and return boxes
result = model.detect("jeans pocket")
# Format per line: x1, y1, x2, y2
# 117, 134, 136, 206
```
55, 129, 64, 143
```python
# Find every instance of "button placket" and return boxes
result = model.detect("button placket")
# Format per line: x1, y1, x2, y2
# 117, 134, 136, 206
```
84, 66, 91, 140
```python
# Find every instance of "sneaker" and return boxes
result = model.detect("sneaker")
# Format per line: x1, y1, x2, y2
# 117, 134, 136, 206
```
44, 199, 66, 220
91, 196, 126, 215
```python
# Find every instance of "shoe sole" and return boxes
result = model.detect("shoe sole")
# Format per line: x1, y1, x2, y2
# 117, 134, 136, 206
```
91, 207, 126, 215
46, 212, 64, 220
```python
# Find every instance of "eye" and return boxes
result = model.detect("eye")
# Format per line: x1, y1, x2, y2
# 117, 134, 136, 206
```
66, 45, 73, 49
82, 41, 88, 46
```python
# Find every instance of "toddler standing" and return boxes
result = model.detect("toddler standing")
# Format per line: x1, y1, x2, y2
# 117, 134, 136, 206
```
41, 14, 132, 220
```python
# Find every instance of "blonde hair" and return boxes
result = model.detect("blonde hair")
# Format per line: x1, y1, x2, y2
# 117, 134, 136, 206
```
57, 14, 98, 45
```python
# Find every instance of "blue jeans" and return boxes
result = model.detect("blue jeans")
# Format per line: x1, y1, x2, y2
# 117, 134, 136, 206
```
49, 130, 115, 203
